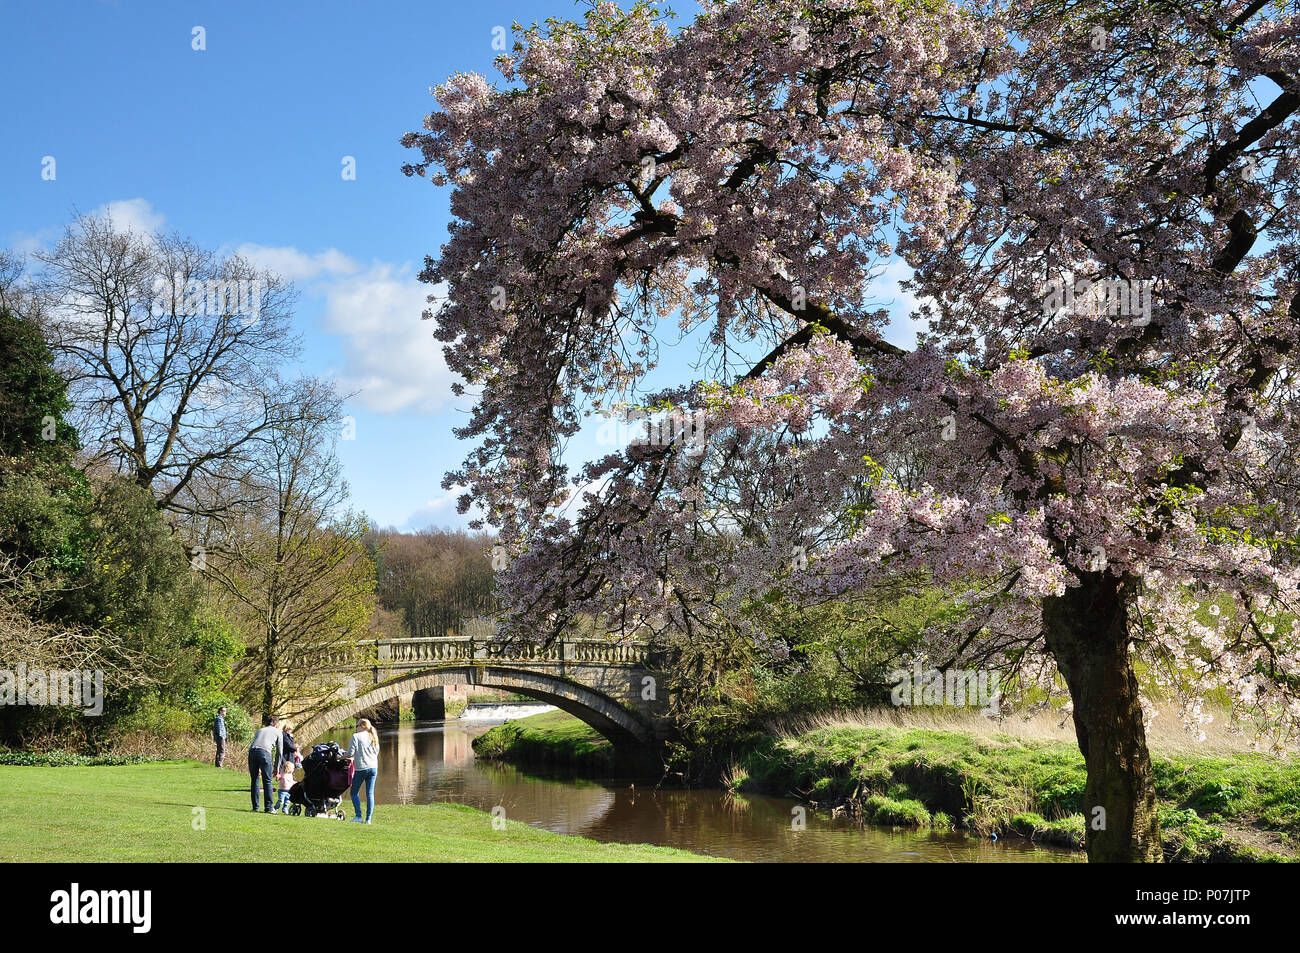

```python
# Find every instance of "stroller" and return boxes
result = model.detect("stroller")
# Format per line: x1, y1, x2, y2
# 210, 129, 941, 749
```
287, 742, 352, 818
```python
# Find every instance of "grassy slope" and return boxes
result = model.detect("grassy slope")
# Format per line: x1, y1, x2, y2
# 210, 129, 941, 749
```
472, 709, 614, 772
482, 710, 1300, 862
0, 761, 717, 862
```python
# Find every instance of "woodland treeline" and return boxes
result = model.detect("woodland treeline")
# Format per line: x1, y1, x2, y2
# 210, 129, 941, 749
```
363, 527, 497, 640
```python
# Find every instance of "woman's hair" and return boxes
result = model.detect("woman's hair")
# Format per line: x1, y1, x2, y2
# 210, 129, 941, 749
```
357, 718, 378, 748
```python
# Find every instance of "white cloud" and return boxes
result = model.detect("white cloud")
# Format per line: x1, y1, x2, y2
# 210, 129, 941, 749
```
221, 238, 460, 416
401, 484, 477, 530
234, 243, 360, 281
320, 264, 458, 413
870, 260, 932, 350
9, 227, 59, 256
424, 485, 466, 510
96, 198, 165, 235
9, 198, 163, 254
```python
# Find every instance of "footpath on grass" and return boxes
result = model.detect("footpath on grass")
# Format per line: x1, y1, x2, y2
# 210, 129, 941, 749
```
0, 760, 720, 862
474, 711, 1300, 862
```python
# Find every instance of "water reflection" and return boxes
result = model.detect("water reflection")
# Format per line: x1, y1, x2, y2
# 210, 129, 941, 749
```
324, 718, 1083, 863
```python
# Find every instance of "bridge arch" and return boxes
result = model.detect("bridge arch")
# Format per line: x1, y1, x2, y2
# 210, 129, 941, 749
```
297, 665, 656, 750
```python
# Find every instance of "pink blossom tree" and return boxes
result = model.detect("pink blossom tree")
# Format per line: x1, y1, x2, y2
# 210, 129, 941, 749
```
405, 0, 1300, 861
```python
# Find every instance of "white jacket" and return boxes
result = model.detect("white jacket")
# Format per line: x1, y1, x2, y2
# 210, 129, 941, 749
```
348, 731, 379, 771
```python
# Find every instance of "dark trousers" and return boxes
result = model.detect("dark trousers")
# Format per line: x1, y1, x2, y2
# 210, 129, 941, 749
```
215, 737, 226, 767
248, 747, 274, 810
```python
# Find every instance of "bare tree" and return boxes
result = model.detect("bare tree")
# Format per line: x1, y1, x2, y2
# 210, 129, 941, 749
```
0, 556, 154, 694
197, 378, 375, 718
0, 251, 23, 314
0, 250, 48, 324
32, 211, 304, 519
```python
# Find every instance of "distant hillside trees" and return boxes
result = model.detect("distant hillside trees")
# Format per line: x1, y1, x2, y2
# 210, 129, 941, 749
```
364, 527, 497, 639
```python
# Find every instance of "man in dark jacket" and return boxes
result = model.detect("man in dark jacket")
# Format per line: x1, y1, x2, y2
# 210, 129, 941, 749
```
213, 706, 227, 767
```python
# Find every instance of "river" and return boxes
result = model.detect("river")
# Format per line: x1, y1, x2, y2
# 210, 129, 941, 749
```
324, 708, 1083, 863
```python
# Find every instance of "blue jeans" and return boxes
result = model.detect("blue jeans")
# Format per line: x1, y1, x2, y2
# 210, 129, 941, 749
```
248, 747, 274, 810
350, 767, 376, 821
277, 789, 291, 811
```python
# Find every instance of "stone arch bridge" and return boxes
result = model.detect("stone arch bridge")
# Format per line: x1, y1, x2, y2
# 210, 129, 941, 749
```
296, 637, 669, 770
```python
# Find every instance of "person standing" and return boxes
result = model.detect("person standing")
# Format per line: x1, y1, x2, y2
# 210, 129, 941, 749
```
281, 722, 299, 766
274, 758, 296, 814
212, 706, 227, 768
347, 718, 380, 824
248, 714, 282, 813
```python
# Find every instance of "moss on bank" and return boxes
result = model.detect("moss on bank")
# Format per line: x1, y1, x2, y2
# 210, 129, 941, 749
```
473, 709, 614, 772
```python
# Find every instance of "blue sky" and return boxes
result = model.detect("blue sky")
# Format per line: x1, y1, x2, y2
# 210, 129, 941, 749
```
1, 0, 920, 531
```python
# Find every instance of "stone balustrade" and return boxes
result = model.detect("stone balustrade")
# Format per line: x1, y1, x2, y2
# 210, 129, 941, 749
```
352, 636, 649, 668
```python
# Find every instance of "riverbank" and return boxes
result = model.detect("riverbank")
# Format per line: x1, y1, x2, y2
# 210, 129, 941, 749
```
472, 709, 615, 772
476, 710, 1300, 862
0, 761, 720, 862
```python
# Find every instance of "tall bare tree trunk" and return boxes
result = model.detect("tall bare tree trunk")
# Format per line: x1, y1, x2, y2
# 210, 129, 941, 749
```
1042, 572, 1161, 862
262, 620, 277, 717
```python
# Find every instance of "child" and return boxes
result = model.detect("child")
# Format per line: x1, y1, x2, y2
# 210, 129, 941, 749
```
275, 759, 295, 814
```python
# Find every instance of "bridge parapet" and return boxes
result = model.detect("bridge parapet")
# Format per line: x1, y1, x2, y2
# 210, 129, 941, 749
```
351, 637, 650, 668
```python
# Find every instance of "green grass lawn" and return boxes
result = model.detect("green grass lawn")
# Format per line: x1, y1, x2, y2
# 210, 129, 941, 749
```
0, 761, 719, 862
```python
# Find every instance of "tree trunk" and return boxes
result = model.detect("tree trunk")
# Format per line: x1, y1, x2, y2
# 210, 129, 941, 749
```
262, 621, 276, 717
1041, 571, 1162, 862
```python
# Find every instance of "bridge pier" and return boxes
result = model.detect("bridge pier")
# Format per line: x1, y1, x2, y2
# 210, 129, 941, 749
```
394, 691, 413, 722
351, 691, 413, 726
412, 685, 468, 719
